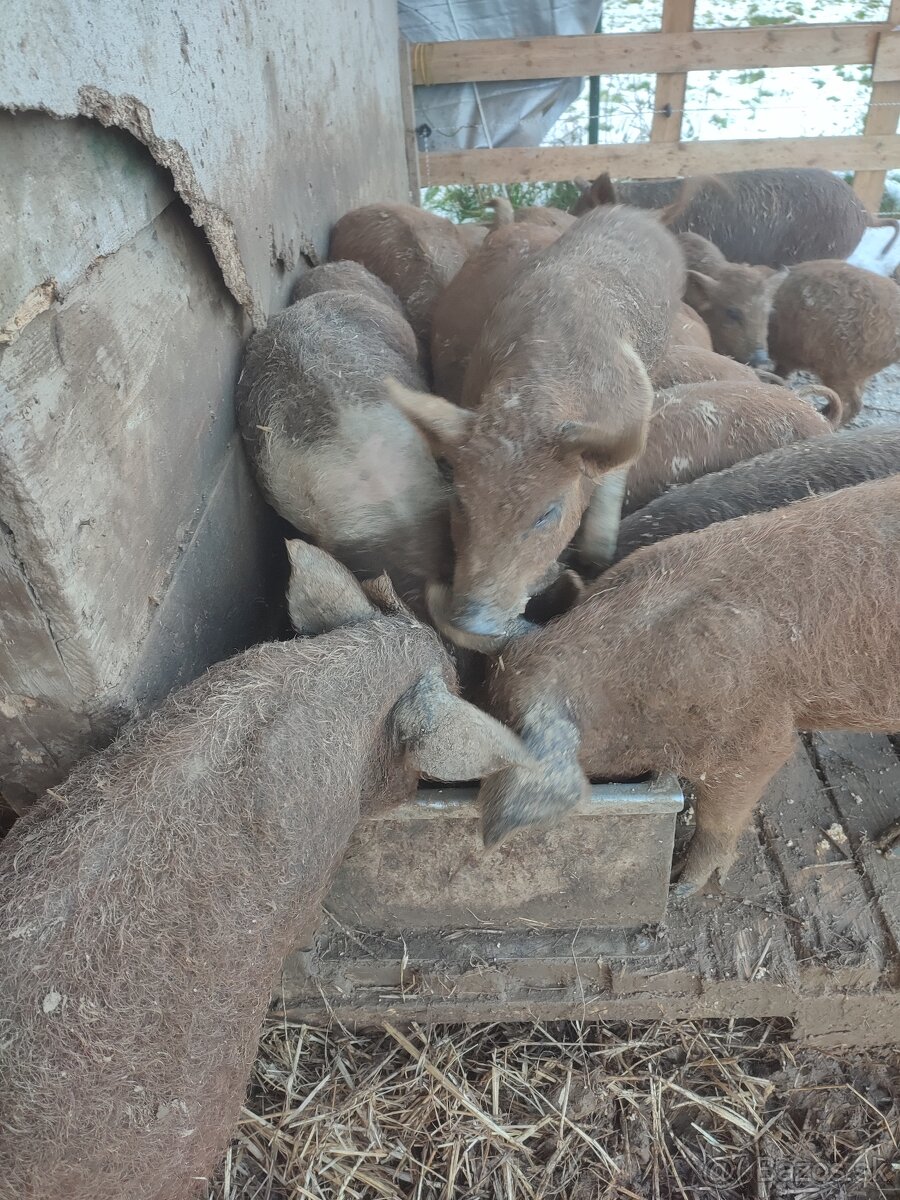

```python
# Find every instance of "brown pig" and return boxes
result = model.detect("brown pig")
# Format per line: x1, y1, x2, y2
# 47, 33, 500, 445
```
387, 205, 685, 650
677, 231, 728, 279
430, 221, 561, 404
479, 476, 900, 894
624, 380, 839, 514
685, 261, 785, 366
651, 345, 757, 390
669, 301, 713, 350
614, 426, 900, 563
0, 542, 530, 1200
767, 259, 900, 423
487, 195, 576, 231
329, 202, 469, 347
236, 265, 451, 612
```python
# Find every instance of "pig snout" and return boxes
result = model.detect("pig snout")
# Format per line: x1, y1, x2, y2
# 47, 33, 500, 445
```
452, 599, 511, 640
747, 348, 770, 368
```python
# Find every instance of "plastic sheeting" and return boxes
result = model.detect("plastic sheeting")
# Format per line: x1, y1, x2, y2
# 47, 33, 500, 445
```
398, 0, 602, 158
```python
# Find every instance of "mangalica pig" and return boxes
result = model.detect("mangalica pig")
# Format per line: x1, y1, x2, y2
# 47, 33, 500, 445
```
329, 202, 469, 348
685, 261, 785, 366
386, 205, 686, 650
677, 231, 728, 279
236, 265, 450, 612
430, 221, 561, 404
571, 168, 899, 266
767, 259, 900, 423
0, 541, 530, 1200
479, 477, 900, 895
614, 426, 900, 562
624, 380, 839, 514
669, 301, 713, 350
651, 345, 757, 390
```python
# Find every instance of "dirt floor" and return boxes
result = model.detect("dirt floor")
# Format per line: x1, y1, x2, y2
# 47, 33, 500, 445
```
207, 1018, 899, 1199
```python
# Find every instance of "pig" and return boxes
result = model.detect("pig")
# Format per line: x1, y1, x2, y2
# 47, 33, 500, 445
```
624, 380, 839, 514
479, 476, 900, 895
669, 301, 713, 350
767, 259, 900, 424
650, 345, 757, 390
430, 220, 561, 404
677, 231, 729, 279
386, 205, 686, 650
487, 195, 576, 231
0, 541, 530, 1200
685, 261, 785, 367
329, 202, 469, 347
236, 266, 451, 612
571, 168, 899, 267
289, 259, 406, 312
614, 426, 900, 563
457, 222, 489, 253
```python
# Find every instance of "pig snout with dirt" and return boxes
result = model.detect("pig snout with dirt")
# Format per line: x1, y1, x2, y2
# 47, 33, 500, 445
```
430, 220, 561, 404
479, 476, 900, 894
624, 380, 839, 514
0, 542, 531, 1200
767, 259, 900, 424
329, 202, 469, 348
685, 260, 785, 367
236, 266, 451, 614
386, 205, 686, 650
614, 426, 900, 562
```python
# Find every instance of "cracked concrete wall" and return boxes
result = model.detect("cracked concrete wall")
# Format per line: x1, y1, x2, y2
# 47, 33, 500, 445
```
2, 0, 409, 325
0, 3, 409, 809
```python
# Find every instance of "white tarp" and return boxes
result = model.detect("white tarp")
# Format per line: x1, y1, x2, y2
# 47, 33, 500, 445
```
398, 1, 602, 153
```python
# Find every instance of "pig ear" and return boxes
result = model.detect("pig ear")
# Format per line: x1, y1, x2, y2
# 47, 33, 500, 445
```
392, 668, 537, 780
685, 270, 718, 312
285, 540, 375, 635
385, 377, 474, 455
554, 420, 646, 480
361, 572, 407, 615
764, 266, 789, 296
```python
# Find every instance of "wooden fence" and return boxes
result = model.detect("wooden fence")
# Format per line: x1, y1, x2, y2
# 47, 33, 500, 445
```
405, 1, 900, 212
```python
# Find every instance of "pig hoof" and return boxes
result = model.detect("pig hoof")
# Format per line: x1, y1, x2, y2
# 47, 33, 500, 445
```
670, 879, 700, 898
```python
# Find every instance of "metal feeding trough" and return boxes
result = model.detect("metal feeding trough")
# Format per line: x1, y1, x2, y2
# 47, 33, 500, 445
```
323, 774, 685, 932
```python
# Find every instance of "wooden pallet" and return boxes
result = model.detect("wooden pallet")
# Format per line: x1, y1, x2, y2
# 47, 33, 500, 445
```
279, 735, 900, 1048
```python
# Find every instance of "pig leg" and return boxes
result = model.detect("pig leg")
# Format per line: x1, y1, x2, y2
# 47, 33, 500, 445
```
479, 697, 588, 847
575, 467, 628, 572
673, 730, 794, 896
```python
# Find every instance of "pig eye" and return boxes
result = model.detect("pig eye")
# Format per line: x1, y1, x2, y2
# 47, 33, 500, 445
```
724, 307, 743, 323
532, 502, 562, 530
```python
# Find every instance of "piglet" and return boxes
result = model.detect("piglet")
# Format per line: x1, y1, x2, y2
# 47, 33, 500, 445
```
479, 476, 900, 893
614, 426, 900, 562
388, 205, 686, 650
624, 380, 839, 514
236, 263, 450, 614
0, 542, 530, 1200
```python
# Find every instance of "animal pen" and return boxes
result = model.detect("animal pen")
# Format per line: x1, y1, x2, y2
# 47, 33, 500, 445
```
2, 0, 900, 1196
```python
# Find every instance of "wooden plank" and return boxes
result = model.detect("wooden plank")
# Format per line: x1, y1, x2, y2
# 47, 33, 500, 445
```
411, 23, 884, 86
758, 742, 885, 990
397, 38, 421, 203
650, 0, 696, 145
854, 5, 900, 213
811, 732, 900, 958
421, 133, 900, 186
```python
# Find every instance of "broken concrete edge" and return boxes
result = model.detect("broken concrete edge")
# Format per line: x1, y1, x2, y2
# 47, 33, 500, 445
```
1, 96, 264, 328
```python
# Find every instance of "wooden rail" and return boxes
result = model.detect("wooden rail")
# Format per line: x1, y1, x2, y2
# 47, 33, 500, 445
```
410, 23, 887, 85
408, 14, 900, 208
